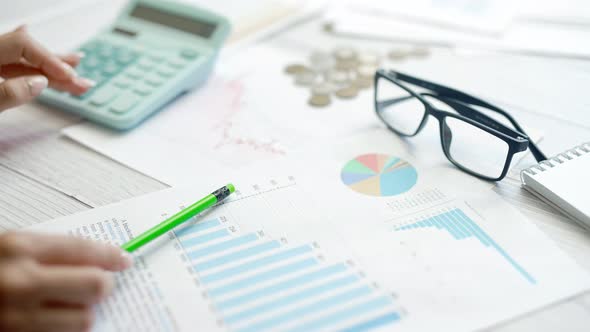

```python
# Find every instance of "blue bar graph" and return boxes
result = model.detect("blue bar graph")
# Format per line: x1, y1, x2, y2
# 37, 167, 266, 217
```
224, 275, 361, 324
175, 219, 221, 238
194, 240, 282, 271
340, 312, 401, 332
287, 296, 394, 332
215, 263, 350, 311
176, 219, 402, 331
236, 286, 374, 332
208, 258, 318, 297
179, 229, 230, 248
188, 233, 258, 260
395, 208, 536, 284
201, 245, 313, 284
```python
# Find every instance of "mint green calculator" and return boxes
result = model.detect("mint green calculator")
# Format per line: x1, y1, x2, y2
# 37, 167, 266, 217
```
38, 0, 230, 130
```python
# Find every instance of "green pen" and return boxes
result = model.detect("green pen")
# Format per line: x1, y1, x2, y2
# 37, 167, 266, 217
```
121, 184, 235, 252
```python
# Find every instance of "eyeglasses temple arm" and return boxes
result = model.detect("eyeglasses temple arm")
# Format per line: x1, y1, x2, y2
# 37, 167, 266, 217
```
525, 138, 547, 161
439, 96, 548, 161
391, 70, 547, 161
392, 71, 522, 126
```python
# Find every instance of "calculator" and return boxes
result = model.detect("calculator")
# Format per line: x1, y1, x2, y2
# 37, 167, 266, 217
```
37, 0, 230, 130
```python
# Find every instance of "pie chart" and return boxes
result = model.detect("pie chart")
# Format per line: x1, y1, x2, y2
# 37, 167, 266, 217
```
341, 153, 418, 197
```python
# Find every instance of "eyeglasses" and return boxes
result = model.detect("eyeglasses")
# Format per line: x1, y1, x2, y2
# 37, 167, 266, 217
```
374, 69, 546, 181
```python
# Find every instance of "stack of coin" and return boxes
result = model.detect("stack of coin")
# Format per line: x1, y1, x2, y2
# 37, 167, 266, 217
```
387, 46, 431, 62
284, 45, 430, 108
284, 46, 382, 108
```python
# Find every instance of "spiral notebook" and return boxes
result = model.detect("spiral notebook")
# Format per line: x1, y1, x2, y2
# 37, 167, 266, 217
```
521, 142, 590, 230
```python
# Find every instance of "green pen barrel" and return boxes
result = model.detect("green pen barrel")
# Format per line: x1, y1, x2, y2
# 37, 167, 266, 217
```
121, 184, 235, 252
121, 194, 217, 252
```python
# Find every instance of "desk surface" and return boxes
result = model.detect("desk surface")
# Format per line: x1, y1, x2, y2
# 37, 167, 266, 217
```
1, 2, 590, 331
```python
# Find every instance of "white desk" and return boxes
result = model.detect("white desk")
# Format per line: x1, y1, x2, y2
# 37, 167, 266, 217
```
1, 2, 590, 331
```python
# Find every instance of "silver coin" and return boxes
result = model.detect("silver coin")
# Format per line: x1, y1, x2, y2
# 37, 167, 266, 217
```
284, 63, 309, 75
353, 77, 373, 89
309, 51, 335, 73
295, 71, 317, 86
333, 47, 358, 61
311, 82, 335, 95
335, 59, 358, 71
358, 52, 380, 65
357, 65, 377, 79
326, 70, 349, 84
308, 94, 331, 107
388, 49, 409, 61
311, 58, 335, 73
410, 47, 430, 58
335, 85, 359, 99
309, 51, 332, 65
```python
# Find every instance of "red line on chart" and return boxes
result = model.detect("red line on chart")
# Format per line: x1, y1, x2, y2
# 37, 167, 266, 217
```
211, 79, 287, 156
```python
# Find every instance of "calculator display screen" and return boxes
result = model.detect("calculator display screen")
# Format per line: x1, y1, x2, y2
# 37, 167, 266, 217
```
130, 4, 217, 38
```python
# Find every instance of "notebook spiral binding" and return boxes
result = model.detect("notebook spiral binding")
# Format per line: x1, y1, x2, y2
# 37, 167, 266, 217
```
521, 142, 590, 177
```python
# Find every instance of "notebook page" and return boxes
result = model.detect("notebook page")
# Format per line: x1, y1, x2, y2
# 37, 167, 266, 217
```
532, 151, 590, 221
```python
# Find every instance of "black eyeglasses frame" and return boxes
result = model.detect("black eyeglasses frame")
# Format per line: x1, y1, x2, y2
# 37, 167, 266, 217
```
374, 69, 547, 181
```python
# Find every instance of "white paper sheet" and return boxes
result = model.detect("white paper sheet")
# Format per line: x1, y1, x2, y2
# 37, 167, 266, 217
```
28, 130, 590, 331
341, 0, 519, 36
63, 45, 379, 185
325, 7, 590, 60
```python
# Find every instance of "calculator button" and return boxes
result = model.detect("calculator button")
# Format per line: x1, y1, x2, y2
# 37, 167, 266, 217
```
125, 70, 143, 80
145, 76, 164, 87
89, 88, 118, 106
75, 68, 89, 77
147, 52, 165, 63
80, 40, 102, 53
137, 59, 155, 71
98, 46, 114, 59
111, 45, 124, 54
156, 68, 175, 78
167, 60, 185, 69
102, 61, 121, 76
180, 49, 199, 60
116, 51, 138, 65
113, 79, 133, 89
82, 56, 100, 70
86, 72, 108, 86
72, 91, 92, 100
133, 83, 153, 96
110, 94, 140, 114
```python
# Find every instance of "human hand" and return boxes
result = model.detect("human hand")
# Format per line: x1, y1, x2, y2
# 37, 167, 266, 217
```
0, 232, 133, 332
0, 26, 95, 112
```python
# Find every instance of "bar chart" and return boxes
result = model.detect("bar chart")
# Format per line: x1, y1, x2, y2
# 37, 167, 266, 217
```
395, 208, 536, 284
174, 217, 403, 331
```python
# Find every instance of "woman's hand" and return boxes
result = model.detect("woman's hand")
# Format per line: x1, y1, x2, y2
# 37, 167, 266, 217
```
0, 26, 95, 112
0, 232, 132, 332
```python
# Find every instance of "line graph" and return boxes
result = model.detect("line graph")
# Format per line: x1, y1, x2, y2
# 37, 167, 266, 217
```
207, 78, 288, 156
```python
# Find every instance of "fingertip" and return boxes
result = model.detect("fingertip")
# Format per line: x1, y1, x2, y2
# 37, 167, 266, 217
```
106, 245, 133, 271
69, 77, 95, 95
74, 77, 96, 89
119, 251, 134, 270
26, 75, 48, 96
0, 75, 48, 111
